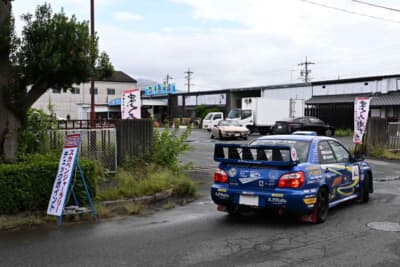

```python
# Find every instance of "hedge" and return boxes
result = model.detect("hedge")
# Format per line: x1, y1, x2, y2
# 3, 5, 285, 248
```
0, 156, 98, 215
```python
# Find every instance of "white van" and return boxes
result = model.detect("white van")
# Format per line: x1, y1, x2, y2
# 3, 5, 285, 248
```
202, 112, 224, 131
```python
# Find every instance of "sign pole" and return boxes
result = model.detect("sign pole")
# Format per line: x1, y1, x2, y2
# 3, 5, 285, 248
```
47, 133, 97, 225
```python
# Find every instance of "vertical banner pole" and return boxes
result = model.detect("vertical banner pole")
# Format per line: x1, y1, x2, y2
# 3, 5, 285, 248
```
77, 160, 97, 221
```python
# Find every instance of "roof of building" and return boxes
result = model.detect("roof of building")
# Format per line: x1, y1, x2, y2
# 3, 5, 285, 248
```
312, 74, 400, 86
306, 92, 400, 106
370, 92, 400, 106
101, 71, 137, 83
305, 94, 366, 104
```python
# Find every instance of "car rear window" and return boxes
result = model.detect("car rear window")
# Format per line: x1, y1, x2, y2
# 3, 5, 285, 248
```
250, 139, 311, 163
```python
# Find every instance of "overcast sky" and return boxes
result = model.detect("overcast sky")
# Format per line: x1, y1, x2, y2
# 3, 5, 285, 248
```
11, 0, 400, 91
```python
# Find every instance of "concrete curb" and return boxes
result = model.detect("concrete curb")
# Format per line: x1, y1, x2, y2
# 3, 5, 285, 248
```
102, 189, 174, 206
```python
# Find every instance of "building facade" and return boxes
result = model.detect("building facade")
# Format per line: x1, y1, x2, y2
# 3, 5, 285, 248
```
33, 71, 137, 120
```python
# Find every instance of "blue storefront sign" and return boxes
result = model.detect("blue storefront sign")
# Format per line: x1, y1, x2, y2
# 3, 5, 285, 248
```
145, 83, 176, 96
108, 98, 121, 106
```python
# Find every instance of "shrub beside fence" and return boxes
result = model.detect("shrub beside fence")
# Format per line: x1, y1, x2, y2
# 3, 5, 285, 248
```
0, 157, 98, 214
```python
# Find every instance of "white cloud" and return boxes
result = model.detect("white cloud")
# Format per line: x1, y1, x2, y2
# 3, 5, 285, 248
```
11, 0, 400, 91
113, 11, 144, 22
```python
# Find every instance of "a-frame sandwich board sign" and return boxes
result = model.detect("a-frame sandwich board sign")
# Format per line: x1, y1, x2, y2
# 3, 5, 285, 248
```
47, 133, 97, 225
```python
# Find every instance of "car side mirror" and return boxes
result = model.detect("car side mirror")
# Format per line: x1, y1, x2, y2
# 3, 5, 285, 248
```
351, 151, 365, 162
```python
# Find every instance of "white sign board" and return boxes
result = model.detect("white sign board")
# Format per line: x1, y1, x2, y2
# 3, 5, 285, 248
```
197, 94, 226, 105
184, 95, 197, 106
47, 133, 81, 216
353, 97, 371, 144
122, 89, 141, 119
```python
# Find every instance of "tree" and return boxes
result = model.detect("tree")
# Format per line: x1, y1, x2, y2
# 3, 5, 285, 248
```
0, 2, 113, 162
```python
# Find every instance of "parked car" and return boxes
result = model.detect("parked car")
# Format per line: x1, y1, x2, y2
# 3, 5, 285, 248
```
210, 120, 250, 140
202, 112, 224, 131
272, 116, 335, 136
211, 134, 372, 223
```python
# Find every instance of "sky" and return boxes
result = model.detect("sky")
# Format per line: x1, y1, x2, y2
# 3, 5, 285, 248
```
11, 0, 400, 91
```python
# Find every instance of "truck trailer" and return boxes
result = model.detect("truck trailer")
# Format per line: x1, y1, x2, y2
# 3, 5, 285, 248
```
227, 97, 304, 134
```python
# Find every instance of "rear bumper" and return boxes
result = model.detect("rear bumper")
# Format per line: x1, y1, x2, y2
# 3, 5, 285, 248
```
221, 132, 248, 138
211, 184, 317, 214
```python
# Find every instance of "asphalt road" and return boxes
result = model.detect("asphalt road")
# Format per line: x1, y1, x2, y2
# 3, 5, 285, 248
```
1, 129, 400, 267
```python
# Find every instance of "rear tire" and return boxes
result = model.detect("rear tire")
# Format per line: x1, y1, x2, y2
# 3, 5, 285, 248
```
313, 187, 329, 224
359, 173, 370, 203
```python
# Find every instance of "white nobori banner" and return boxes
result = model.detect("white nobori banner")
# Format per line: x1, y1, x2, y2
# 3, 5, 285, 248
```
353, 97, 371, 144
47, 133, 81, 216
121, 89, 141, 119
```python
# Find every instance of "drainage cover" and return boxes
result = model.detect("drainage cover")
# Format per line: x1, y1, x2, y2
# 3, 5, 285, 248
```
367, 221, 400, 232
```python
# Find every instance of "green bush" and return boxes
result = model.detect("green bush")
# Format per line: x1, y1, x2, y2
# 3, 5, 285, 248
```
152, 126, 192, 170
335, 128, 354, 137
193, 104, 221, 120
0, 155, 99, 214
18, 108, 55, 155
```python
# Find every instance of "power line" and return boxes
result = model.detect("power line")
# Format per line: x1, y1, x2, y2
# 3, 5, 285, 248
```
297, 0, 400, 24
352, 0, 400, 12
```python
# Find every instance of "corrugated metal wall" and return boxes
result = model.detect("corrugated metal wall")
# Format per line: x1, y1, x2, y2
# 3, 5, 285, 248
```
116, 119, 153, 163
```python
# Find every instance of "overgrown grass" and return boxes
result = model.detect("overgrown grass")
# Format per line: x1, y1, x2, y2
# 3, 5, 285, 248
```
335, 128, 354, 137
368, 146, 400, 160
97, 163, 197, 201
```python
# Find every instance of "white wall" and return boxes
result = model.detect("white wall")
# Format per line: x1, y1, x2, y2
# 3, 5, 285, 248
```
33, 81, 137, 119
261, 86, 311, 100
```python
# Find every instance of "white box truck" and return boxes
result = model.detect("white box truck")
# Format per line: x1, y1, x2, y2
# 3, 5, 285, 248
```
227, 97, 304, 134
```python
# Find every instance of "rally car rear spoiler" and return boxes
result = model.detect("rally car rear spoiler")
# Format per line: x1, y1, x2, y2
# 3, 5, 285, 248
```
214, 143, 299, 167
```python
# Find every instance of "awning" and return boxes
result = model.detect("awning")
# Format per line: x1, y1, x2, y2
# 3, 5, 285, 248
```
108, 98, 121, 106
306, 92, 400, 106
370, 92, 400, 106
306, 94, 368, 105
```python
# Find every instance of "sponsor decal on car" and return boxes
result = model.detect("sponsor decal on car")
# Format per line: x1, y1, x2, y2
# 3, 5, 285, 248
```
228, 168, 237, 178
306, 166, 322, 176
303, 197, 317, 205
215, 192, 230, 200
268, 197, 287, 205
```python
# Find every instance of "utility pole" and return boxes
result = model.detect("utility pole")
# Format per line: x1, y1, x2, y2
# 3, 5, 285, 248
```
184, 68, 193, 92
165, 73, 173, 85
298, 57, 315, 83
90, 0, 96, 127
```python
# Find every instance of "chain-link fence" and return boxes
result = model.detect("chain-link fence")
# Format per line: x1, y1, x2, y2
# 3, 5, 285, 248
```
50, 128, 117, 173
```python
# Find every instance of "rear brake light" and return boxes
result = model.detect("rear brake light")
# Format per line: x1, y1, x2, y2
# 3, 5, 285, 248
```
278, 171, 305, 188
214, 168, 228, 183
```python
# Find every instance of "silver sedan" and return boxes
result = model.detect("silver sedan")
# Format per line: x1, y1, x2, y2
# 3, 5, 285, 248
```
210, 120, 250, 140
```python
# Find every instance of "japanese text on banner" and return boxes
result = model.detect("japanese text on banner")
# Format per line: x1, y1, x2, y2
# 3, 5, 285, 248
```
353, 97, 371, 144
121, 89, 141, 119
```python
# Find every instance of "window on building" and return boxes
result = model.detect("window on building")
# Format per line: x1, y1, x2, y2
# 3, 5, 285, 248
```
71, 87, 80, 94
52, 88, 61, 94
107, 88, 115, 95
90, 88, 98, 95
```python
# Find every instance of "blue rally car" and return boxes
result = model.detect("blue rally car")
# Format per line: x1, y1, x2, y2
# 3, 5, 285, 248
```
210, 134, 373, 223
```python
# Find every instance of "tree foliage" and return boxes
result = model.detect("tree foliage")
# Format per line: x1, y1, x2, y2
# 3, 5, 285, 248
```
0, 2, 113, 161
7, 3, 114, 117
